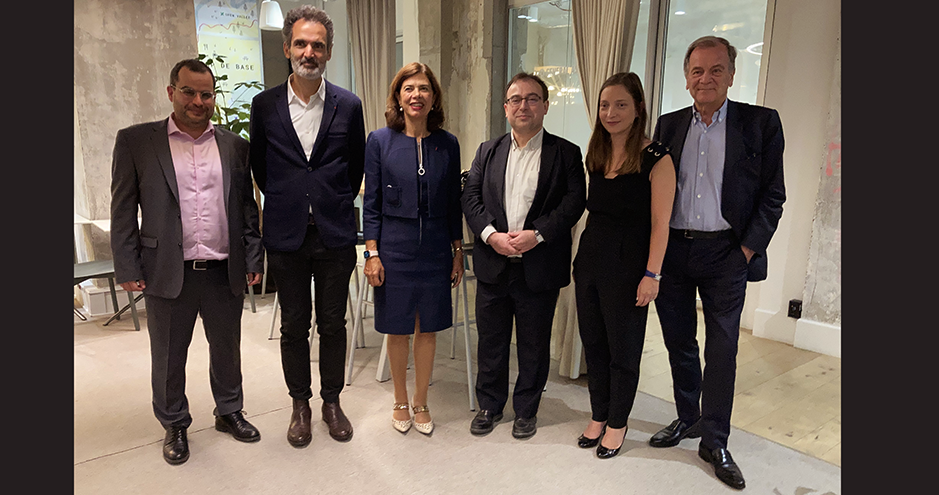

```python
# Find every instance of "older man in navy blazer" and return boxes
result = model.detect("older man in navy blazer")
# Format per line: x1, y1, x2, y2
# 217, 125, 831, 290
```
249, 5, 365, 448
648, 36, 786, 490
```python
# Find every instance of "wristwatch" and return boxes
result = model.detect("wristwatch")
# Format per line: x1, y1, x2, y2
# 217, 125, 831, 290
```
644, 269, 662, 281
364, 250, 379, 259
534, 229, 544, 243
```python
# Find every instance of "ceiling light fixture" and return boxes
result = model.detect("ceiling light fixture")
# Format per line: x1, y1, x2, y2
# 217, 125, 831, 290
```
260, 0, 284, 31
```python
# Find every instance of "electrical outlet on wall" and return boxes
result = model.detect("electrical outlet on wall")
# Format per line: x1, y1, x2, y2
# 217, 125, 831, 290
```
788, 299, 802, 319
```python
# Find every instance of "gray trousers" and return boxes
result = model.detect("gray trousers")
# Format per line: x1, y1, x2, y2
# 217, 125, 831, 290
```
144, 263, 245, 429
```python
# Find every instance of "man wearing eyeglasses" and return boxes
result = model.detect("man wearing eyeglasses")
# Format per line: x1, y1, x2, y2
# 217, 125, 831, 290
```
248, 5, 365, 448
462, 72, 586, 439
110, 58, 264, 465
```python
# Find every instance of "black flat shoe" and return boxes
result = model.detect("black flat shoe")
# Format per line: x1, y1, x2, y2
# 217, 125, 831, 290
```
215, 411, 261, 443
596, 428, 626, 459
698, 444, 746, 490
470, 410, 503, 436
577, 425, 606, 448
649, 418, 701, 448
163, 426, 189, 465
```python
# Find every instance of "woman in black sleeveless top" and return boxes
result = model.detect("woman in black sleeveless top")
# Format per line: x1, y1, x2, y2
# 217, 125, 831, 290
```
572, 72, 676, 459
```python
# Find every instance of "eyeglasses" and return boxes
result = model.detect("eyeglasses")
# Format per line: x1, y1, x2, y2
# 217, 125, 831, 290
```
172, 85, 215, 101
505, 95, 544, 108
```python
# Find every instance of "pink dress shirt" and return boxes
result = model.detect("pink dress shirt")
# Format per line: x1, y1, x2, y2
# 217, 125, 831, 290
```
167, 115, 229, 261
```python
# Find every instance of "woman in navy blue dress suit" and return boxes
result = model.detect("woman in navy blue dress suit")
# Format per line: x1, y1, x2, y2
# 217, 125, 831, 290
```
362, 62, 464, 435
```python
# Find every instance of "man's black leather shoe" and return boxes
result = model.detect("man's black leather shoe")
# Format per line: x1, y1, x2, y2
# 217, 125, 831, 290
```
698, 444, 746, 490
215, 411, 261, 442
648, 418, 701, 448
512, 416, 537, 439
469, 410, 503, 435
163, 426, 189, 465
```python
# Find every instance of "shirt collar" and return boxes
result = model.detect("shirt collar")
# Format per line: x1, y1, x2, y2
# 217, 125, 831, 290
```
167, 113, 215, 138
511, 127, 545, 152
287, 74, 327, 107
692, 97, 729, 125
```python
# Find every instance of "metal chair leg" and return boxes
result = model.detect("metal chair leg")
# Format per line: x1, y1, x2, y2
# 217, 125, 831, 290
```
107, 277, 120, 321
450, 283, 459, 359
461, 274, 475, 410
375, 333, 391, 382
346, 267, 369, 385
268, 292, 279, 340
260, 252, 268, 299
127, 288, 140, 331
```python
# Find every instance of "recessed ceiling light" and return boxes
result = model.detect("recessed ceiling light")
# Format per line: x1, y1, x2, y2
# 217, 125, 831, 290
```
675, 10, 685, 15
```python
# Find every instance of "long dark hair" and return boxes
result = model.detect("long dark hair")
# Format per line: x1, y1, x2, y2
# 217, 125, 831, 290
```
385, 62, 445, 132
584, 72, 648, 175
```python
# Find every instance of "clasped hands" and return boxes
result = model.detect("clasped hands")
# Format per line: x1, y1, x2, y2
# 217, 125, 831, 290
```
488, 230, 539, 257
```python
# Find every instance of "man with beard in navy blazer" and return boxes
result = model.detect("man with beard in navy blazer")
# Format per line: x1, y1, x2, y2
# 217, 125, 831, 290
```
249, 5, 365, 448
648, 36, 786, 490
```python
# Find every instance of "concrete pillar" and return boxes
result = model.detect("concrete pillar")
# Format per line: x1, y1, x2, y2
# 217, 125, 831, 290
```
74, 0, 199, 261
748, 0, 841, 357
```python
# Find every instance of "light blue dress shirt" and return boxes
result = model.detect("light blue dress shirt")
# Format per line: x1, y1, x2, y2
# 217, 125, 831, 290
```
670, 98, 733, 232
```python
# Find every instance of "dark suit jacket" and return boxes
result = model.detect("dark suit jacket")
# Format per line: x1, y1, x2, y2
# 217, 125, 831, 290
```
462, 130, 587, 292
362, 127, 463, 246
653, 100, 786, 281
249, 80, 366, 251
109, 119, 263, 299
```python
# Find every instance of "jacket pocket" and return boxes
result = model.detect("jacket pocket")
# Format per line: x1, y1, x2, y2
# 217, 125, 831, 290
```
140, 236, 158, 248
384, 185, 401, 207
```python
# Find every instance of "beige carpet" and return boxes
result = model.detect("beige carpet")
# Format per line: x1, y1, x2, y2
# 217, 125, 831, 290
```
74, 297, 841, 494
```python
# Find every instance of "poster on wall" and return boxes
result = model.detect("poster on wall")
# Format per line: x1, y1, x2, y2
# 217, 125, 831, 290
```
194, 0, 264, 111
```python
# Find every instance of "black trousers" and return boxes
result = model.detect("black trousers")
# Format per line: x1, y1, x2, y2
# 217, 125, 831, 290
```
574, 264, 647, 429
266, 225, 356, 403
654, 233, 748, 450
144, 261, 245, 429
474, 262, 559, 419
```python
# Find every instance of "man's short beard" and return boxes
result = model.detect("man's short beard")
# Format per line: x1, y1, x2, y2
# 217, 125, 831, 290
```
292, 57, 324, 81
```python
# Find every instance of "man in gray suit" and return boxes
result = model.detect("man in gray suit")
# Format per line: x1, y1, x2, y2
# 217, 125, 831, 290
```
110, 59, 264, 465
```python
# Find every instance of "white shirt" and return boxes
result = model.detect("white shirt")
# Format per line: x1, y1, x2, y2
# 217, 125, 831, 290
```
286, 73, 327, 161
481, 128, 544, 256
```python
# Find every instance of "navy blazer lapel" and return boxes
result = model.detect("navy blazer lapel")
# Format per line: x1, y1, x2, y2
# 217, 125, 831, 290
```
273, 81, 308, 160
214, 128, 233, 218
669, 108, 694, 171
489, 136, 511, 227
152, 119, 180, 204
310, 81, 339, 163
531, 130, 557, 214
723, 100, 748, 179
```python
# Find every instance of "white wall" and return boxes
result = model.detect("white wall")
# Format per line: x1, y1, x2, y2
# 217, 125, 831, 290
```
746, 0, 841, 357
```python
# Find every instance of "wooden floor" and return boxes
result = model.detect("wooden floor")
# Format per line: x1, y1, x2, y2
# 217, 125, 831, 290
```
638, 305, 842, 466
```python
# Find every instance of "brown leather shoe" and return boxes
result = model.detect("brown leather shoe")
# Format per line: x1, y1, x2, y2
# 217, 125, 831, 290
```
322, 401, 353, 442
287, 398, 312, 448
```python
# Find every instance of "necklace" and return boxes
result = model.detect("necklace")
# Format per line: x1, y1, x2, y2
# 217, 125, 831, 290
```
417, 137, 425, 176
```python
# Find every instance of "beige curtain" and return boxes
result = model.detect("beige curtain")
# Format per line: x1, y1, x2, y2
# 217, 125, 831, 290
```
572, 0, 642, 125
348, 0, 396, 135
554, 0, 641, 379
